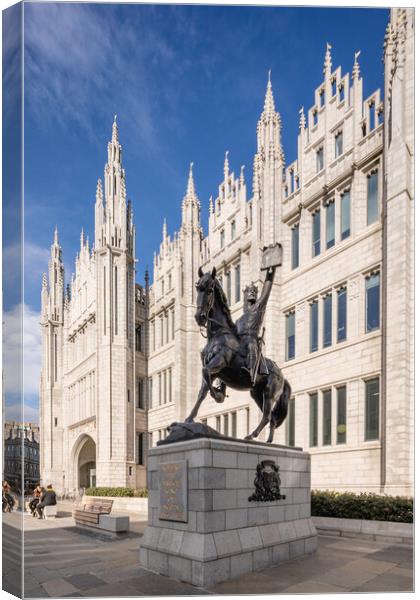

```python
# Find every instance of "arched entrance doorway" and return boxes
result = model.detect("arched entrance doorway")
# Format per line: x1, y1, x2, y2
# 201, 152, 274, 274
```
76, 436, 96, 489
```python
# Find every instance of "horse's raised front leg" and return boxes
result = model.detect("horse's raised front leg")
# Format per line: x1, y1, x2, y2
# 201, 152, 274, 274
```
203, 353, 228, 403
185, 378, 209, 423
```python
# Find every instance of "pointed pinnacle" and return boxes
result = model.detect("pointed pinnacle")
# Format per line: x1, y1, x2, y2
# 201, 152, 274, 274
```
163, 218, 167, 239
263, 71, 276, 114
224, 151, 229, 178
112, 114, 118, 143
80, 228, 85, 248
186, 162, 195, 197
352, 50, 361, 80
96, 178, 103, 204
53, 226, 59, 245
323, 42, 332, 76
240, 165, 245, 186
209, 195, 214, 215
299, 106, 306, 130
42, 272, 47, 288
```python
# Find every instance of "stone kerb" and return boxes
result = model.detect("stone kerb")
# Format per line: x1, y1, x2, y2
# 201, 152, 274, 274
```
140, 437, 318, 587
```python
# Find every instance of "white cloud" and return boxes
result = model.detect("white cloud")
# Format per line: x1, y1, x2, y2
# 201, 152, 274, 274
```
3, 303, 42, 397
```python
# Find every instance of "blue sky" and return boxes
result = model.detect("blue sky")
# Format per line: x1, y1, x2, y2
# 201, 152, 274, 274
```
6, 3, 389, 421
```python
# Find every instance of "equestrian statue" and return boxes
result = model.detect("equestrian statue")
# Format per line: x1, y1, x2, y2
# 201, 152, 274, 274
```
184, 244, 291, 444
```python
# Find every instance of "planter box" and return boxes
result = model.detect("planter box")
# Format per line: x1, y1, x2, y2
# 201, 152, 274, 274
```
83, 495, 148, 513
312, 516, 413, 545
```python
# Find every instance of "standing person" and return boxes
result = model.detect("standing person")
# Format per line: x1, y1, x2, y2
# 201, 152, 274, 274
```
36, 484, 57, 519
2, 481, 15, 512
29, 485, 43, 517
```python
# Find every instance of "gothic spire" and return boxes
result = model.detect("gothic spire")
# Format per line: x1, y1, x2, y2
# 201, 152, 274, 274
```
240, 165, 245, 187
263, 69, 276, 114
224, 151, 229, 179
96, 178, 103, 205
186, 162, 196, 198
162, 218, 167, 240
323, 42, 332, 76
53, 226, 59, 246
112, 114, 119, 144
80, 228, 85, 250
209, 195, 214, 215
352, 50, 361, 80
42, 272, 47, 289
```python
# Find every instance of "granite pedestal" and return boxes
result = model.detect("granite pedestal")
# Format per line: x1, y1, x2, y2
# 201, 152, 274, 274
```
140, 437, 317, 587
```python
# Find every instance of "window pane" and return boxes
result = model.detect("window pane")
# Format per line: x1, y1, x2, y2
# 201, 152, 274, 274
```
310, 301, 318, 353
235, 265, 241, 302
286, 312, 295, 360
335, 132, 343, 157
220, 229, 225, 248
337, 288, 347, 342
323, 389, 332, 445
316, 147, 324, 172
323, 294, 332, 347
223, 414, 229, 436
366, 273, 380, 332
367, 172, 378, 225
226, 271, 231, 306
286, 398, 295, 447
231, 220, 236, 240
309, 393, 318, 447
216, 416, 221, 432
337, 386, 347, 444
292, 225, 299, 269
326, 201, 335, 249
341, 191, 351, 239
365, 378, 380, 440
312, 211, 320, 256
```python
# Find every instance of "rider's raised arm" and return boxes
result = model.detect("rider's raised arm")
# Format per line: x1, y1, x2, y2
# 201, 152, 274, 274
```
256, 267, 275, 312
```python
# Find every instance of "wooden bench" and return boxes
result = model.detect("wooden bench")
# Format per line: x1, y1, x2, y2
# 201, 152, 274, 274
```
72, 499, 114, 526
73, 499, 129, 537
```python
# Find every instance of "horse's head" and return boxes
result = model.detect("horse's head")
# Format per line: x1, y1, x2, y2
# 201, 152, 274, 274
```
195, 266, 217, 326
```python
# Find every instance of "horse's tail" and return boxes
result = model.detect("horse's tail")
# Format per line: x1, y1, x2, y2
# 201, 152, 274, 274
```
271, 379, 291, 429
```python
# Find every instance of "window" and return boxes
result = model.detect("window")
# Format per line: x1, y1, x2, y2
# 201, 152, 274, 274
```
365, 377, 380, 440
322, 389, 332, 445
161, 279, 164, 297
312, 211, 320, 257
138, 379, 145, 409
231, 412, 237, 438
309, 392, 318, 447
286, 397, 295, 447
290, 169, 295, 194
335, 131, 343, 158
326, 200, 335, 249
291, 225, 299, 269
231, 220, 236, 240
226, 270, 231, 306
337, 287, 347, 342
319, 88, 325, 107
148, 377, 153, 408
367, 171, 379, 225
168, 368, 172, 403
54, 418, 58, 427
235, 264, 241, 303
160, 316, 164, 346
337, 386, 347, 444
127, 389, 130, 403
310, 300, 319, 353
366, 273, 380, 332
246, 407, 250, 435
137, 433, 145, 465
339, 84, 345, 103
135, 325, 143, 352
313, 109, 318, 126
216, 415, 221, 432
171, 308, 175, 340
286, 312, 295, 360
220, 229, 225, 249
223, 414, 229, 436
331, 78, 337, 97
341, 191, 351, 239
129, 466, 133, 476
323, 294, 332, 348
369, 102, 376, 131
168, 273, 172, 290
316, 146, 324, 172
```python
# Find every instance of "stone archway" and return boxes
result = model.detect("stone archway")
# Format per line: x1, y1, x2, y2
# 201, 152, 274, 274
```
72, 435, 96, 491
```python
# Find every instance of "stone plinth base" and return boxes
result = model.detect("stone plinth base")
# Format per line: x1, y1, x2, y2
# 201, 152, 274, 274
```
140, 437, 317, 587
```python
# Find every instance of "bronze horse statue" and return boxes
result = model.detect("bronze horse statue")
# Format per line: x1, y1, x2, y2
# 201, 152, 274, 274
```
185, 266, 291, 443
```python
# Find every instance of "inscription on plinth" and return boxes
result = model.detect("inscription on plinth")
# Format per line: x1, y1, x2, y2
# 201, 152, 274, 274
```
158, 460, 188, 522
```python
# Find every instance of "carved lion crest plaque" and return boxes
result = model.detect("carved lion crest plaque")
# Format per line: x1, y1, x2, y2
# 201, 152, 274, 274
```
248, 459, 286, 502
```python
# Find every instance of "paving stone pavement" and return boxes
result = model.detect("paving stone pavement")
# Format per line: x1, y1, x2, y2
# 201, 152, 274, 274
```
2, 507, 414, 597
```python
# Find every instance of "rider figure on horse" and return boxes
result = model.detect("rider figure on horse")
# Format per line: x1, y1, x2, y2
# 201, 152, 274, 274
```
235, 265, 275, 384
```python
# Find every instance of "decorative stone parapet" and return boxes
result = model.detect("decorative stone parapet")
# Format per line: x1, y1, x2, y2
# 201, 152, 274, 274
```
140, 437, 317, 587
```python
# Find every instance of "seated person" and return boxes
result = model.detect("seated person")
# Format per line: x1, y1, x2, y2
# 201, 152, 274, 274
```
36, 484, 57, 519
2, 481, 15, 512
29, 484, 43, 517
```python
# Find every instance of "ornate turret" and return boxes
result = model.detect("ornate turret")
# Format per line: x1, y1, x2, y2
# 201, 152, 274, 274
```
181, 162, 201, 231
323, 42, 332, 77
352, 50, 361, 80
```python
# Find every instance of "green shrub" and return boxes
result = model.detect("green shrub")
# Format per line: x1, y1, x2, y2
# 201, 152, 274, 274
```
85, 487, 134, 497
311, 490, 413, 523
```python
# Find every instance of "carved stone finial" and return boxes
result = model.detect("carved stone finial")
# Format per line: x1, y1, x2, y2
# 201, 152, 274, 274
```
299, 106, 306, 130
352, 50, 361, 80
